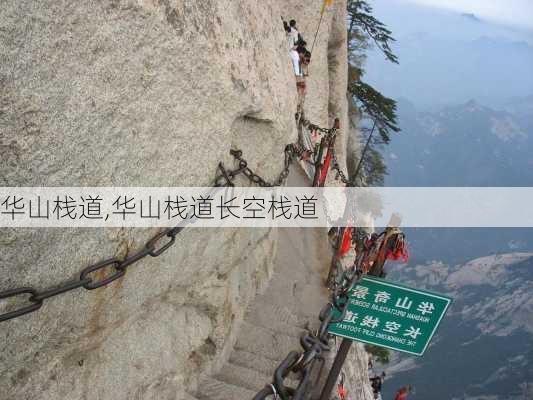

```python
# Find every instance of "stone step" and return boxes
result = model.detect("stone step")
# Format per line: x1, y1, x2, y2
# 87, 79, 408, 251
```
216, 360, 302, 394
263, 272, 326, 296
229, 349, 281, 377
251, 279, 329, 308
215, 361, 274, 392
234, 321, 300, 361
188, 224, 337, 400
245, 302, 311, 337
194, 375, 257, 400
247, 287, 329, 326
229, 349, 308, 385
272, 229, 332, 280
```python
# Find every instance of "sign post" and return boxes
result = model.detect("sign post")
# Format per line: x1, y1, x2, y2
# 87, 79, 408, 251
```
328, 276, 452, 355
319, 277, 451, 400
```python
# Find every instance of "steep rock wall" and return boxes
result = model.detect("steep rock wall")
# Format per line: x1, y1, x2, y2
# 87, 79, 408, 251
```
0, 1, 369, 399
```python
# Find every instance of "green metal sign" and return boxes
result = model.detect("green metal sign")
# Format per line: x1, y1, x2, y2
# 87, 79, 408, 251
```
328, 276, 452, 356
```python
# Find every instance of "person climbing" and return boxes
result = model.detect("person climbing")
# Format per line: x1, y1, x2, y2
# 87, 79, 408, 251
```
296, 40, 311, 76
288, 19, 305, 47
369, 371, 386, 399
393, 385, 412, 400
296, 39, 307, 54
302, 50, 311, 75
284, 19, 303, 77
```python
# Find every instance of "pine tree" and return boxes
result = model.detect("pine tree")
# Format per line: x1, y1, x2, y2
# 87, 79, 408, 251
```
347, 1, 399, 65
346, 0, 400, 187
350, 79, 400, 145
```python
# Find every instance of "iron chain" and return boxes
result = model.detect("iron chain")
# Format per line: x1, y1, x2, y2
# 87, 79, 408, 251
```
298, 113, 333, 135
215, 144, 304, 188
331, 148, 350, 185
297, 112, 351, 186
1, 137, 312, 323
0, 224, 188, 323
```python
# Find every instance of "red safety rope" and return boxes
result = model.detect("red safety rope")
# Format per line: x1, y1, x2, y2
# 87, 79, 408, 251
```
337, 371, 348, 400
312, 136, 328, 187
337, 384, 348, 400
376, 233, 409, 264
318, 147, 332, 187
338, 227, 352, 258
317, 126, 338, 186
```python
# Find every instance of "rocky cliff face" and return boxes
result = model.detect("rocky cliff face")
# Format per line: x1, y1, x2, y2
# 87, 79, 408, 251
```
0, 1, 369, 399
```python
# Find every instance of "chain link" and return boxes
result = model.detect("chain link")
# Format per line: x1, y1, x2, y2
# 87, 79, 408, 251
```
297, 113, 333, 135
297, 112, 352, 187
331, 149, 351, 185
1, 171, 210, 325
216, 144, 303, 188
0, 223, 190, 323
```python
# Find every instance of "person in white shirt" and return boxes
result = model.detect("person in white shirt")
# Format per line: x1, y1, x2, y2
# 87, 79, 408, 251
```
286, 19, 302, 76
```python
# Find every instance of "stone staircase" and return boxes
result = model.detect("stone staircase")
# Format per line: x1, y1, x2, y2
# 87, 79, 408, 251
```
186, 220, 333, 400
183, 161, 375, 400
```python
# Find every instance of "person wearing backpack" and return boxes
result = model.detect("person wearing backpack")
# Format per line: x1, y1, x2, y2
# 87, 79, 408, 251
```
284, 19, 302, 76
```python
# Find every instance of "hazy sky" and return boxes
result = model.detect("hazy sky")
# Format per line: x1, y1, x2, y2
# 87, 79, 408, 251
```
399, 0, 533, 31
365, 0, 533, 108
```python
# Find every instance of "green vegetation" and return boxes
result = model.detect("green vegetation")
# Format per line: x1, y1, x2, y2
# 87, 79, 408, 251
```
365, 344, 391, 364
347, 1, 398, 66
346, 0, 400, 186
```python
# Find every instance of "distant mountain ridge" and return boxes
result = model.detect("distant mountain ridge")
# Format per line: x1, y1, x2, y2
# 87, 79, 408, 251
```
384, 98, 533, 186
365, 22, 533, 108
377, 97, 533, 399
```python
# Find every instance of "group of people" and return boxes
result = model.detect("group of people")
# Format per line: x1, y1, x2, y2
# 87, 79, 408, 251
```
283, 19, 311, 77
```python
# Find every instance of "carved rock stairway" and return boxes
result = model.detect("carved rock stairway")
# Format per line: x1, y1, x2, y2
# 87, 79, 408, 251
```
187, 171, 333, 400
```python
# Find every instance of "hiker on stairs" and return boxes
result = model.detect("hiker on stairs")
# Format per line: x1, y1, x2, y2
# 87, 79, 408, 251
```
283, 18, 309, 112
